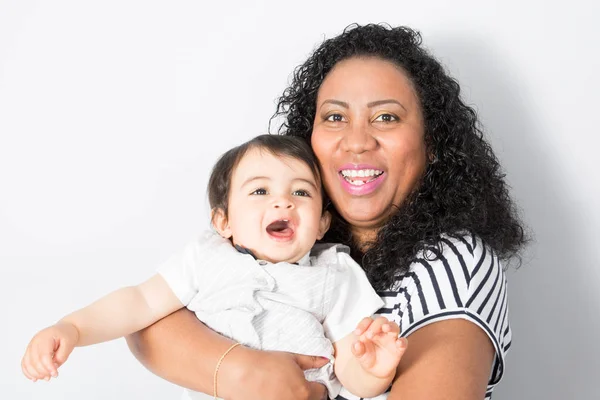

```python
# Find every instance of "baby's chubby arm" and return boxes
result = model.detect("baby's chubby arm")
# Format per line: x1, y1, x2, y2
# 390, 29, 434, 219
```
21, 274, 183, 382
333, 317, 407, 398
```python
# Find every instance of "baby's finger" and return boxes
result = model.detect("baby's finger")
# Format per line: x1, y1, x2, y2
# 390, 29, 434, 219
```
26, 353, 47, 381
23, 353, 39, 381
21, 357, 36, 381
353, 317, 374, 336
34, 342, 57, 378
381, 320, 400, 335
30, 347, 52, 381
394, 337, 408, 356
361, 316, 390, 339
351, 340, 366, 357
53, 342, 73, 368
33, 358, 50, 381
41, 353, 58, 378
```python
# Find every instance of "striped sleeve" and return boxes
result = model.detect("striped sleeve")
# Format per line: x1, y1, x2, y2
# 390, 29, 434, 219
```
382, 235, 511, 393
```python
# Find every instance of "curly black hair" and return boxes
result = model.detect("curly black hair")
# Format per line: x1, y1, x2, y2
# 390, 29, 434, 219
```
272, 23, 528, 291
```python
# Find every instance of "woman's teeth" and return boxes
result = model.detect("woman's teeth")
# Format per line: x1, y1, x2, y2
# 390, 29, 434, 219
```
340, 169, 383, 185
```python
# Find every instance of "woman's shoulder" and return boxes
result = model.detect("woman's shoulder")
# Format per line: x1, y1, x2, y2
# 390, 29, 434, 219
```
408, 233, 500, 290
380, 233, 505, 318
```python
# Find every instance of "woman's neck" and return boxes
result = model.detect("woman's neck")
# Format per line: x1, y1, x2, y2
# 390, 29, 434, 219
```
351, 227, 379, 252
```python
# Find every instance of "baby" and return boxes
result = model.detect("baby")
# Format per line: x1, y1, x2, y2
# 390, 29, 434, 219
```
21, 135, 407, 399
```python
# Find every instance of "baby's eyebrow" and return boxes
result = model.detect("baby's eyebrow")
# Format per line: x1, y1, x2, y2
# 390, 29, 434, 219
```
294, 178, 319, 191
241, 176, 270, 187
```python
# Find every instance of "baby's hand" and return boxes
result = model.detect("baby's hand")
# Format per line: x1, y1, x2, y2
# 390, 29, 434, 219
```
351, 316, 407, 379
21, 321, 79, 382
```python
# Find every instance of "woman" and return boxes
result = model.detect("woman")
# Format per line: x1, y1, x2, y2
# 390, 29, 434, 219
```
127, 24, 526, 400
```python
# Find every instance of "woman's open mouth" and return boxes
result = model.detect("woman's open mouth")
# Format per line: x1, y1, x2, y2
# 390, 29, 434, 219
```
340, 168, 384, 186
338, 167, 386, 195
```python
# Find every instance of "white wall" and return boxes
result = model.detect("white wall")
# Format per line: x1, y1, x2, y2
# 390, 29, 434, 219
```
1, 1, 598, 399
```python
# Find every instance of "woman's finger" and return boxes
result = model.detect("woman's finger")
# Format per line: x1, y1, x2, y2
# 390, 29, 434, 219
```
307, 381, 328, 400
291, 353, 329, 370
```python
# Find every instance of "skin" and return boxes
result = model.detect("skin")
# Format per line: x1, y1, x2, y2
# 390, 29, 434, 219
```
212, 148, 330, 264
21, 145, 406, 396
211, 148, 406, 396
127, 56, 496, 399
312, 57, 427, 246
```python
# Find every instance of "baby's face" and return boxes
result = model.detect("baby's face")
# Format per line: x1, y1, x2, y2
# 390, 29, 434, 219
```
216, 148, 329, 264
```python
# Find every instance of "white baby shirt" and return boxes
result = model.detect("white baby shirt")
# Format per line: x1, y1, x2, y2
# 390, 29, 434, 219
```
158, 230, 384, 399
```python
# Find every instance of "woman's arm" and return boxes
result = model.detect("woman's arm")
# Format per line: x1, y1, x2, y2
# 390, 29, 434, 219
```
126, 308, 329, 400
388, 319, 495, 400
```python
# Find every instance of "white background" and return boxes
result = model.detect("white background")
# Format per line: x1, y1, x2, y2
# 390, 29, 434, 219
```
1, 1, 598, 399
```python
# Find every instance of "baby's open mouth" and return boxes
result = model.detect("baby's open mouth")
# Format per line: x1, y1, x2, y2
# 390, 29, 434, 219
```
266, 219, 294, 239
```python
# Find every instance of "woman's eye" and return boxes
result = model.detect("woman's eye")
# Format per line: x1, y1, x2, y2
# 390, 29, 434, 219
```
325, 113, 345, 122
292, 189, 311, 197
373, 113, 399, 123
250, 188, 267, 195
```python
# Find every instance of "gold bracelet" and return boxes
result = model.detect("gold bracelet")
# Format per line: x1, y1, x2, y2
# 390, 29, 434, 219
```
213, 342, 242, 399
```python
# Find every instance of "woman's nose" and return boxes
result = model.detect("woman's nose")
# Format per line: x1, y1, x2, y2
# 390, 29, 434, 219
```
341, 121, 377, 154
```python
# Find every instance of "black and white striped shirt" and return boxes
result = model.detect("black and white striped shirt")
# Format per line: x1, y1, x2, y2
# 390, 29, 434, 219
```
335, 234, 511, 400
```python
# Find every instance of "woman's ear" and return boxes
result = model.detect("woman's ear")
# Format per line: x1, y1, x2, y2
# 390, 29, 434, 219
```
211, 208, 232, 238
316, 210, 332, 240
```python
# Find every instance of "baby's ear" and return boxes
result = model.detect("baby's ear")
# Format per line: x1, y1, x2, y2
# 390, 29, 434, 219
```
317, 210, 332, 240
211, 208, 232, 238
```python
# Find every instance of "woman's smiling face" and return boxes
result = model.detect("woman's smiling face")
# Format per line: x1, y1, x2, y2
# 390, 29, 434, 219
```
311, 57, 428, 241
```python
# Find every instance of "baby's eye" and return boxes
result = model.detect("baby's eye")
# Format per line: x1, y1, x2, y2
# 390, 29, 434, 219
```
325, 113, 345, 122
373, 113, 399, 123
292, 189, 311, 197
250, 188, 268, 195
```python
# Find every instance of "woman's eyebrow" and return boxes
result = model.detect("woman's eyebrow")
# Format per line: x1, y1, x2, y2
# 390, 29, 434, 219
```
367, 99, 407, 111
320, 98, 407, 112
320, 99, 349, 108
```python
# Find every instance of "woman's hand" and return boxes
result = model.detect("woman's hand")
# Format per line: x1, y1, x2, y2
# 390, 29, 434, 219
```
222, 347, 329, 400
127, 308, 328, 399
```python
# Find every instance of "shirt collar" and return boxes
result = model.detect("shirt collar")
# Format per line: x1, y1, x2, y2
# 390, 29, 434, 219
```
233, 244, 310, 266
233, 244, 257, 259
296, 251, 311, 266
